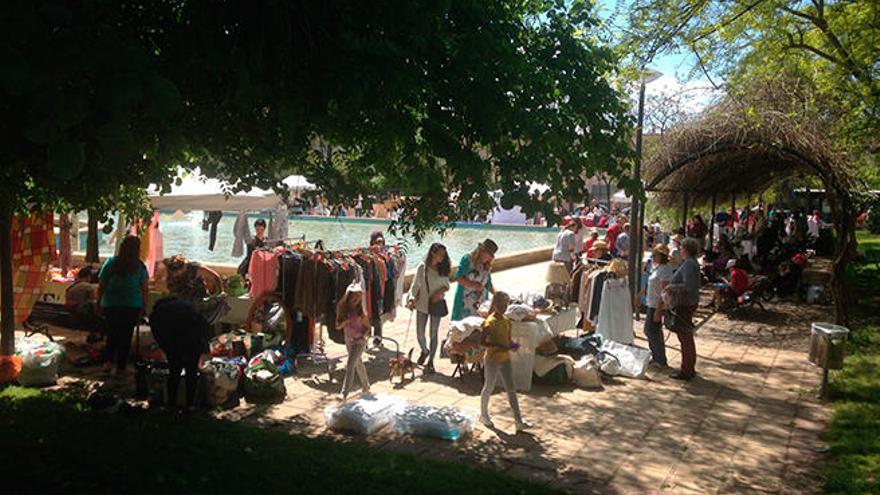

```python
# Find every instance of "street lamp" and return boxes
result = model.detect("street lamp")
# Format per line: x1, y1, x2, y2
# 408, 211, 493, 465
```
628, 68, 662, 319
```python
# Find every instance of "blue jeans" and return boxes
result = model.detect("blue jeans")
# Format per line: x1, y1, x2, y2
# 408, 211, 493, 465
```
644, 307, 668, 366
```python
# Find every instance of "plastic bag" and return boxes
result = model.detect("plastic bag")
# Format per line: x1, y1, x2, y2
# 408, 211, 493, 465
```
393, 405, 477, 441
572, 355, 602, 388
597, 351, 621, 376
18, 342, 65, 387
599, 341, 651, 378
243, 358, 286, 403
324, 395, 406, 435
200, 358, 244, 407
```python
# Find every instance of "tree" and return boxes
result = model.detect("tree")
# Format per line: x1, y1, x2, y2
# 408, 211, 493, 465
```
1, 0, 634, 355
615, 0, 879, 147
161, 0, 636, 236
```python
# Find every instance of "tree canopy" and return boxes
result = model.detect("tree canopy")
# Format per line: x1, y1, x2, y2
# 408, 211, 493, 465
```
615, 0, 879, 184
1, 0, 635, 353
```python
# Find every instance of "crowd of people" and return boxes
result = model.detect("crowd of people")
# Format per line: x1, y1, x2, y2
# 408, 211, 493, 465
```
550, 202, 826, 381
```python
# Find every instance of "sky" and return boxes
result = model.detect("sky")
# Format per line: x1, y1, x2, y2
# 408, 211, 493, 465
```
592, 0, 723, 113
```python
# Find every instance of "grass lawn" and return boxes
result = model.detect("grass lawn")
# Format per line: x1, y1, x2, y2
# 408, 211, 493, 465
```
0, 387, 559, 495
824, 230, 880, 494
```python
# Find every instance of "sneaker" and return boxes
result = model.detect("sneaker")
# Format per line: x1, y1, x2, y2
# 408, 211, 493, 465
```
479, 415, 495, 429
417, 351, 428, 366
515, 420, 533, 433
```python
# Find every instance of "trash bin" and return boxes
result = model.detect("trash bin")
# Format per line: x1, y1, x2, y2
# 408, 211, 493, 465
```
809, 322, 849, 370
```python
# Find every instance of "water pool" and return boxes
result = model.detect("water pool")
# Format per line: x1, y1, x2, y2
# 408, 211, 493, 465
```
93, 213, 559, 270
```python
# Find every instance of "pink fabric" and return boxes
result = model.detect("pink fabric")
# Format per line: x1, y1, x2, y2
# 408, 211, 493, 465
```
248, 250, 279, 298
144, 211, 162, 278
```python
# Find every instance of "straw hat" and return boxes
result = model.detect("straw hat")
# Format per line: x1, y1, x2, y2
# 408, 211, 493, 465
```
546, 261, 571, 285
592, 240, 608, 251
652, 244, 670, 257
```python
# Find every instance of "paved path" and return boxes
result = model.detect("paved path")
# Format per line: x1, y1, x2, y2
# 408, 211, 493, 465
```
47, 261, 832, 494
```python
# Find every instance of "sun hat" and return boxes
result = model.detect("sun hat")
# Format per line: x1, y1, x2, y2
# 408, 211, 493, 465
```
592, 240, 608, 251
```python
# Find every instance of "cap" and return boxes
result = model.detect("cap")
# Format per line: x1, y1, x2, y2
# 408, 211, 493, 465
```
726, 259, 737, 270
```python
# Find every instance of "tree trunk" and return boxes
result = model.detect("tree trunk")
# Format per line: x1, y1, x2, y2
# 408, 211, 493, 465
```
0, 208, 14, 356
86, 209, 99, 263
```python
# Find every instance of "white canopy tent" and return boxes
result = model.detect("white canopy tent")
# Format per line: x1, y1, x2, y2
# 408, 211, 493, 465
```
148, 170, 315, 211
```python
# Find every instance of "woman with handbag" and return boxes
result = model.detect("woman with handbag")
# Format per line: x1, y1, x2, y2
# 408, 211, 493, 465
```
664, 237, 702, 380
407, 243, 451, 374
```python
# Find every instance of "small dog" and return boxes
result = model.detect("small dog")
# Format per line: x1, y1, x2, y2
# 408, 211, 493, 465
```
388, 348, 416, 383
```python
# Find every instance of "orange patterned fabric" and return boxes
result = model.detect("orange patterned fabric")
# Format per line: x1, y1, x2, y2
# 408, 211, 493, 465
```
11, 213, 56, 323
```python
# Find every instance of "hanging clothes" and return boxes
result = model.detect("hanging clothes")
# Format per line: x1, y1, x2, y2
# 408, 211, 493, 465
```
149, 217, 164, 280
143, 211, 161, 278
588, 271, 612, 324
206, 210, 223, 251
11, 212, 56, 323
231, 211, 252, 257
595, 276, 633, 345
248, 250, 279, 298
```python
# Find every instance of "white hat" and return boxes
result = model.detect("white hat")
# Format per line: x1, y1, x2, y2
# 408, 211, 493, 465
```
726, 259, 737, 270
346, 282, 364, 293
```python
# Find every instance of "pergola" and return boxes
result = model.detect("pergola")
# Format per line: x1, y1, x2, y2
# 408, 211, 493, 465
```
638, 102, 862, 324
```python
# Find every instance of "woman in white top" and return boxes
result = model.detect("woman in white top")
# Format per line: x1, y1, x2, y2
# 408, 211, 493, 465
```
406, 243, 452, 373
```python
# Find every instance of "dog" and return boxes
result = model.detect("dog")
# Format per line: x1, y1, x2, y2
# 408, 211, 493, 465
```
388, 348, 417, 383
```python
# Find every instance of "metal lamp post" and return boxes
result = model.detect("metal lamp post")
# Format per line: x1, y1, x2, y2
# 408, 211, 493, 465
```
628, 69, 663, 318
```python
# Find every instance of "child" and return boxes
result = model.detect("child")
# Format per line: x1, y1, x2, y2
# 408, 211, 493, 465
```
336, 282, 371, 401
479, 291, 531, 433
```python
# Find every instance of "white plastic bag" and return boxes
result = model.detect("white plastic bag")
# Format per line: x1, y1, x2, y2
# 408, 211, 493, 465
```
18, 342, 64, 387
600, 341, 651, 378
572, 355, 602, 388
393, 405, 478, 441
324, 395, 407, 435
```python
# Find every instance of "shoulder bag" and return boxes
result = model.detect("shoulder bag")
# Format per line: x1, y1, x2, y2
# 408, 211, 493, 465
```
425, 268, 448, 317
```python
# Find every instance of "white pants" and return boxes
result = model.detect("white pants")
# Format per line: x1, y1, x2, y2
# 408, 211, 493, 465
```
416, 311, 441, 365
480, 359, 523, 423
341, 341, 370, 397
